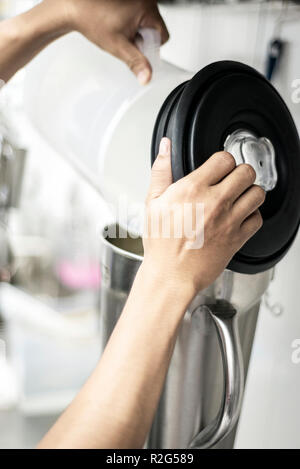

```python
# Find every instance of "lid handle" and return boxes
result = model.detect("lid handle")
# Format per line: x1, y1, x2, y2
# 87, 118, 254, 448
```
189, 301, 244, 449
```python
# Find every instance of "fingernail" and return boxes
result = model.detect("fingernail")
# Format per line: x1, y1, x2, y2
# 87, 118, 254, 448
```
137, 69, 150, 86
159, 137, 170, 157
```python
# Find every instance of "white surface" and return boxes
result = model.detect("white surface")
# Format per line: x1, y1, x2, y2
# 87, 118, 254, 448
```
236, 231, 300, 448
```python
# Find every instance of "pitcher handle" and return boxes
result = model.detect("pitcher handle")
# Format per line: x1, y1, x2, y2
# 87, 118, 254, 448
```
136, 28, 161, 75
189, 301, 244, 449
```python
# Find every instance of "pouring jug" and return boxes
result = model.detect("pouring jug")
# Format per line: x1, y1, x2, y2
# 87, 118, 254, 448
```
99, 225, 273, 449
23, 29, 191, 233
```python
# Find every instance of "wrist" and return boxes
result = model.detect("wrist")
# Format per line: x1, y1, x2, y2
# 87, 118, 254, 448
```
139, 259, 197, 312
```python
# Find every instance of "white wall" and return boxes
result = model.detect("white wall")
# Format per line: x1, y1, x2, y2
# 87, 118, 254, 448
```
237, 234, 300, 448
160, 2, 300, 125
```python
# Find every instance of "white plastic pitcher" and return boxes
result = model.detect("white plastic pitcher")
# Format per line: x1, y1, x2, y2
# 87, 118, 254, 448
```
23, 29, 192, 232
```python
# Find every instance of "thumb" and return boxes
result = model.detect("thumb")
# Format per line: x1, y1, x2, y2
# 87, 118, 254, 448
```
147, 138, 172, 202
114, 36, 152, 85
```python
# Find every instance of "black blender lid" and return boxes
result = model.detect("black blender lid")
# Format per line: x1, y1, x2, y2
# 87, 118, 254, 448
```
151, 61, 300, 275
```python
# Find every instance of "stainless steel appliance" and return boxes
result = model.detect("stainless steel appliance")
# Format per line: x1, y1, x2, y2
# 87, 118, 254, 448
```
99, 228, 273, 449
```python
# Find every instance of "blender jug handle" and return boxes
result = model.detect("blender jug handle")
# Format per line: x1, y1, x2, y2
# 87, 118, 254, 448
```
189, 301, 244, 449
136, 28, 161, 75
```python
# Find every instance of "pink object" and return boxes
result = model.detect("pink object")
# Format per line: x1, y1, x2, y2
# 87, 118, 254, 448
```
56, 261, 101, 290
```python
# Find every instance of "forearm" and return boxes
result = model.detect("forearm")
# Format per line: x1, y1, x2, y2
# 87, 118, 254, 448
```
38, 262, 194, 449
0, 1, 70, 82
0, 0, 168, 85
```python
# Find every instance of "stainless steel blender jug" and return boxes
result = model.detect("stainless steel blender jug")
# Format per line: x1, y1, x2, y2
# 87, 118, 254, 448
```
99, 229, 273, 449
99, 61, 300, 449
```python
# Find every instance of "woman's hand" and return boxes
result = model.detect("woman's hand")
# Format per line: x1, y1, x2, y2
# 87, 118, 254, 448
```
54, 0, 169, 84
143, 138, 265, 296
0, 0, 168, 84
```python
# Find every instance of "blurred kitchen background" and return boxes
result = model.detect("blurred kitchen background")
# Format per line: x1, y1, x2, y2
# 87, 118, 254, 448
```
0, 0, 300, 449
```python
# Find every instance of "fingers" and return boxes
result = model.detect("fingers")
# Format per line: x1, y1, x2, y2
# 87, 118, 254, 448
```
141, 3, 170, 45
188, 151, 236, 186
241, 210, 263, 240
146, 12, 169, 45
219, 163, 257, 203
108, 6, 169, 85
113, 36, 152, 85
147, 138, 172, 202
233, 185, 266, 224
154, 17, 169, 45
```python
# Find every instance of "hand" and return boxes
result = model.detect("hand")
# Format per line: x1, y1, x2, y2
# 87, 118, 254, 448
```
143, 138, 265, 296
0, 0, 167, 83
58, 0, 169, 84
